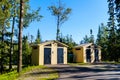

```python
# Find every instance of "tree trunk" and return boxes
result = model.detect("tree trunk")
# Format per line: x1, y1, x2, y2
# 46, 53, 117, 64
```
9, 17, 15, 70
9, 2, 16, 70
56, 0, 61, 41
1, 25, 4, 74
17, 0, 24, 73
56, 14, 60, 41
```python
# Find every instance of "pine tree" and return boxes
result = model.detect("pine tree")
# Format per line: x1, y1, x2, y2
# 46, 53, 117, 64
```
48, 0, 72, 40
80, 29, 94, 44
115, 0, 120, 61
80, 35, 90, 44
115, 0, 120, 27
8, 0, 42, 71
0, 0, 11, 73
22, 36, 31, 65
96, 23, 108, 60
35, 29, 41, 44
18, 0, 24, 73
89, 29, 94, 43
9, 0, 17, 70
107, 0, 117, 61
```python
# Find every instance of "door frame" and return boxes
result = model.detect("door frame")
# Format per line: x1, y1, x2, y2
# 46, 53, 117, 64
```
44, 47, 51, 64
57, 47, 64, 64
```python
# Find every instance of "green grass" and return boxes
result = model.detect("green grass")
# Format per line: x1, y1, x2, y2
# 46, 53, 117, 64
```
68, 62, 91, 66
19, 65, 45, 75
40, 73, 58, 80
39, 68, 59, 80
0, 70, 18, 80
69, 61, 120, 66
0, 66, 58, 80
98, 61, 120, 65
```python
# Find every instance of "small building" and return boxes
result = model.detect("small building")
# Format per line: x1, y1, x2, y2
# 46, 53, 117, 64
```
31, 40, 68, 65
73, 43, 101, 63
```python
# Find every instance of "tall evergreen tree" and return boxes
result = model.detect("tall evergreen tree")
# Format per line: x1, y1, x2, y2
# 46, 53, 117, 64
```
115, 0, 120, 27
18, 0, 24, 73
89, 29, 94, 43
22, 36, 31, 65
107, 0, 118, 61
0, 0, 11, 73
9, 0, 17, 70
96, 26, 102, 44
96, 23, 109, 60
115, 0, 120, 61
106, 0, 120, 61
80, 35, 90, 44
0, 0, 43, 73
80, 29, 94, 44
10, 0, 42, 70
35, 29, 41, 44
48, 0, 72, 40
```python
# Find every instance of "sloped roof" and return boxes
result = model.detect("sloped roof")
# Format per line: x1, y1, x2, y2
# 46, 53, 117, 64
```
74, 43, 101, 49
74, 43, 93, 48
32, 40, 68, 47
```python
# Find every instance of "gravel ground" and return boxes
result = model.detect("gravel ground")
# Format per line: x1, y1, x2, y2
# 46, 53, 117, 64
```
46, 64, 120, 80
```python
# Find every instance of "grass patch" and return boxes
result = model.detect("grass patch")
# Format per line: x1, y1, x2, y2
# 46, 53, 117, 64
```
0, 65, 45, 80
40, 73, 58, 80
47, 71, 58, 79
39, 68, 58, 80
19, 65, 45, 75
68, 62, 91, 66
99, 61, 120, 65
0, 70, 18, 80
0, 65, 59, 80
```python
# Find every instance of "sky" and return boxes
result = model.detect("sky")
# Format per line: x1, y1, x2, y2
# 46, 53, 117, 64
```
23, 0, 108, 44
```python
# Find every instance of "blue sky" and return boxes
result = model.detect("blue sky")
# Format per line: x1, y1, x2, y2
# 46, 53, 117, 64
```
23, 0, 108, 44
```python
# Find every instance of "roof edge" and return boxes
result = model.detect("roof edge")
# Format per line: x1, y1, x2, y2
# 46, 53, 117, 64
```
31, 40, 68, 47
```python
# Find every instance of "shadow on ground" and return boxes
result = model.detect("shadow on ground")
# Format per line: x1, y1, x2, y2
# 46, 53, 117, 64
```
45, 64, 120, 80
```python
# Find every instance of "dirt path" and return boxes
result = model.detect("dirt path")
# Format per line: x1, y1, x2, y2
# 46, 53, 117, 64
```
18, 67, 58, 80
